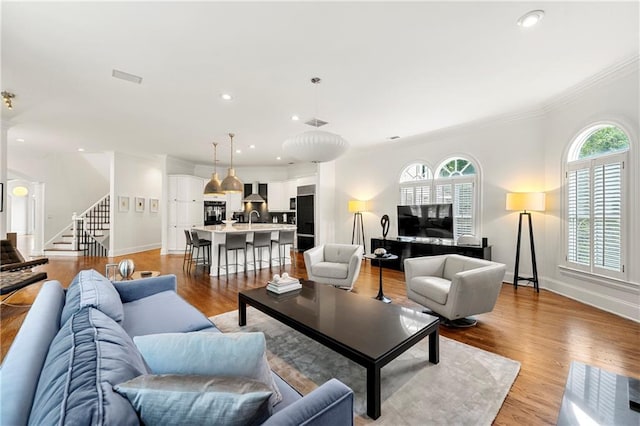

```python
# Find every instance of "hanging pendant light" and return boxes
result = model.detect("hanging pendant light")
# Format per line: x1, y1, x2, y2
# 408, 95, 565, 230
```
204, 142, 224, 195
282, 77, 349, 163
221, 133, 243, 193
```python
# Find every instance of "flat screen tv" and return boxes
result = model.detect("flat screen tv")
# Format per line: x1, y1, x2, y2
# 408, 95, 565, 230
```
397, 204, 454, 239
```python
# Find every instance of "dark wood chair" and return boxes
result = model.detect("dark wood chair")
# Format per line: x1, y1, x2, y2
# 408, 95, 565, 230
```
0, 240, 48, 295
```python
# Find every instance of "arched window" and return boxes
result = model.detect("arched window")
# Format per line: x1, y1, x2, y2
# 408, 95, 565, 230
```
566, 124, 629, 277
434, 157, 478, 238
399, 162, 433, 205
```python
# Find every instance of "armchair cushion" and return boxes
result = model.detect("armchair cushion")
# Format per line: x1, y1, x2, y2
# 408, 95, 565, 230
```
410, 276, 451, 305
312, 262, 349, 280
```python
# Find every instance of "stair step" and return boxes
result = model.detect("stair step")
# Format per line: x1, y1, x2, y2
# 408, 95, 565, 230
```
43, 248, 84, 257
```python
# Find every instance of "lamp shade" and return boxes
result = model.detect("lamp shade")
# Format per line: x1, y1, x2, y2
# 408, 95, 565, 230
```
506, 192, 546, 212
348, 200, 367, 213
282, 130, 349, 163
221, 168, 243, 193
204, 172, 223, 195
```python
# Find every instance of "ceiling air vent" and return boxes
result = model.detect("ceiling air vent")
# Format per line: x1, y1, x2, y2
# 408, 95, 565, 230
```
112, 69, 143, 84
305, 118, 328, 128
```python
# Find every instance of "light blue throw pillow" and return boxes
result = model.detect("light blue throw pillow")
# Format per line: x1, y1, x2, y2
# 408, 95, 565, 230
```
134, 332, 282, 407
114, 374, 273, 426
60, 269, 124, 325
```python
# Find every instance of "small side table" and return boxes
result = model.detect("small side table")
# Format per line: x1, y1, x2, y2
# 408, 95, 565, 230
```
363, 254, 398, 304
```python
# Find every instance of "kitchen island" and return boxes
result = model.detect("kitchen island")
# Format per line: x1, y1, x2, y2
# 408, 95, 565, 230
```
192, 223, 297, 276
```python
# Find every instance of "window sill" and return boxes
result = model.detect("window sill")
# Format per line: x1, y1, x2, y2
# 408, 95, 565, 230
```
558, 265, 638, 293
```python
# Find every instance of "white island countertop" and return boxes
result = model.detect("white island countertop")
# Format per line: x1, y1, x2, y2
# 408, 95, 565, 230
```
193, 223, 296, 233
191, 223, 297, 276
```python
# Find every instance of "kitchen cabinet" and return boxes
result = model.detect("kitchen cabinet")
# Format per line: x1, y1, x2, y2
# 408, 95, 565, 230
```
267, 181, 286, 211
167, 175, 204, 253
226, 192, 243, 214
267, 180, 296, 211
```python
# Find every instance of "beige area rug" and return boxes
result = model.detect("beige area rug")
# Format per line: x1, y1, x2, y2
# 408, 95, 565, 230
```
211, 307, 520, 425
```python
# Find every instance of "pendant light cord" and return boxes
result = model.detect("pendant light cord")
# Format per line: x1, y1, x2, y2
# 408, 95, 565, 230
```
212, 142, 218, 174
228, 133, 235, 168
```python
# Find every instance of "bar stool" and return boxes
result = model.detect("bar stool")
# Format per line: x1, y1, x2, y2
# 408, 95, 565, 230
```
271, 230, 295, 268
190, 230, 212, 273
183, 229, 194, 271
218, 232, 249, 278
247, 231, 272, 274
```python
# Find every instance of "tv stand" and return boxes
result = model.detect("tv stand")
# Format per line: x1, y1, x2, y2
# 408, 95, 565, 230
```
370, 237, 491, 271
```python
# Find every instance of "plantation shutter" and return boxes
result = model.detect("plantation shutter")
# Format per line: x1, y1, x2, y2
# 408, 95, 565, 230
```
435, 180, 474, 239
567, 152, 625, 274
400, 184, 431, 205
593, 159, 623, 272
454, 182, 474, 238
567, 166, 591, 266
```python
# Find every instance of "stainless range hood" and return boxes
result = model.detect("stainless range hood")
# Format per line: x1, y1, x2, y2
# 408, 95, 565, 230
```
243, 182, 265, 203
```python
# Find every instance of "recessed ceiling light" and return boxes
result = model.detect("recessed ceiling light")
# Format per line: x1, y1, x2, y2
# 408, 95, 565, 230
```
517, 10, 544, 28
276, 157, 281, 160
235, 149, 241, 154
291, 115, 300, 121
16, 138, 24, 142
221, 93, 232, 101
77, 148, 85, 152
249, 144, 255, 149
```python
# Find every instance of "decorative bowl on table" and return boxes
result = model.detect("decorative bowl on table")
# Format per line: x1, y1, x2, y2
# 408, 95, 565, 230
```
374, 248, 387, 257
221, 220, 237, 227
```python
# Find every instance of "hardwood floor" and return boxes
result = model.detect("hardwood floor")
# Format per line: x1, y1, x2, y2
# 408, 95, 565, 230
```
2, 249, 638, 425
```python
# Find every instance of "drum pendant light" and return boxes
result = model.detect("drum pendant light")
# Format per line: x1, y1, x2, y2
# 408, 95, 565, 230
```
204, 142, 224, 195
221, 133, 243, 193
282, 77, 349, 163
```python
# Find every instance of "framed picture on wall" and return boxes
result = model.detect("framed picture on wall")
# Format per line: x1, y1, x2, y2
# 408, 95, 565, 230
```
135, 197, 145, 212
149, 198, 159, 213
118, 196, 130, 212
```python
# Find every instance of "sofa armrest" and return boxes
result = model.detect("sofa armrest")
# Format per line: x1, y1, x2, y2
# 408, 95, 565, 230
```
262, 379, 354, 426
0, 280, 66, 426
404, 255, 447, 280
304, 246, 325, 268
113, 274, 177, 303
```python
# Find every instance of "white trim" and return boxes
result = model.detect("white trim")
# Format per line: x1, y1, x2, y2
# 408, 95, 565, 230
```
109, 243, 162, 257
543, 54, 639, 113
558, 265, 638, 293
544, 276, 639, 323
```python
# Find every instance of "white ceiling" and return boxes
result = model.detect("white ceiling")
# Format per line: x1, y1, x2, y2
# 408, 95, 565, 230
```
2, 1, 638, 167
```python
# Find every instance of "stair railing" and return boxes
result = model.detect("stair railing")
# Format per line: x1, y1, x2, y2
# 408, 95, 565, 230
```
45, 194, 110, 256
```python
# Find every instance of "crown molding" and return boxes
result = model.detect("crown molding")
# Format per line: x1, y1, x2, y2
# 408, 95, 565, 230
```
542, 54, 639, 113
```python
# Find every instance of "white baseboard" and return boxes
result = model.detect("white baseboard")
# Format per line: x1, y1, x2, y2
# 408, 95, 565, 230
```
504, 272, 639, 323
109, 243, 161, 257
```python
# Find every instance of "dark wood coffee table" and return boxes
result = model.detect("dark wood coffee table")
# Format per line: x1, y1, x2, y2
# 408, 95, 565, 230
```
238, 280, 440, 419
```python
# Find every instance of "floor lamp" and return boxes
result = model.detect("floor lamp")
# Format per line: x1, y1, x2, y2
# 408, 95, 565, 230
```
506, 192, 545, 293
349, 200, 366, 254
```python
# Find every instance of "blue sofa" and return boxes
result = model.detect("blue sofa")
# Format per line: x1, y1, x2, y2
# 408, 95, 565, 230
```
0, 270, 354, 425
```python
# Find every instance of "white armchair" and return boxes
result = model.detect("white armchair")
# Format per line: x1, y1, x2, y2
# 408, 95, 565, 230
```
304, 244, 364, 291
404, 254, 506, 327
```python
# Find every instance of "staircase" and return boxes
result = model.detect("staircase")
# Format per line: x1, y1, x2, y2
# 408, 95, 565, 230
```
44, 195, 110, 257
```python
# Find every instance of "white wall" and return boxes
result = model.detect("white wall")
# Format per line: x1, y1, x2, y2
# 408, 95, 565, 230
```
8, 152, 110, 242
111, 152, 163, 256
542, 63, 639, 320
334, 61, 639, 321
